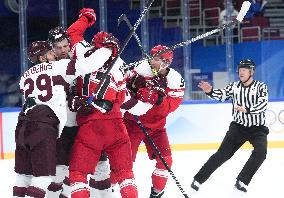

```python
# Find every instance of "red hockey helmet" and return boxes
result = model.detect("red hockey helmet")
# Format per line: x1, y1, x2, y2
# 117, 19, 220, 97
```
150, 45, 173, 64
28, 41, 52, 63
91, 31, 111, 49
48, 26, 70, 46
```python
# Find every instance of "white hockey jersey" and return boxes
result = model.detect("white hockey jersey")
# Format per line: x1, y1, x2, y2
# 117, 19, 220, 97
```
65, 40, 93, 127
70, 40, 93, 59
19, 47, 115, 136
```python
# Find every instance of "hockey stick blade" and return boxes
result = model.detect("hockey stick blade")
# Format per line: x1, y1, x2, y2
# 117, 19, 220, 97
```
236, 1, 251, 22
117, 13, 127, 27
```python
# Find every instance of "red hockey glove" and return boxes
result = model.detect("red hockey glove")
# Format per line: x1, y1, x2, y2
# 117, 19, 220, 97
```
103, 33, 120, 59
136, 87, 163, 105
79, 8, 96, 27
146, 75, 167, 96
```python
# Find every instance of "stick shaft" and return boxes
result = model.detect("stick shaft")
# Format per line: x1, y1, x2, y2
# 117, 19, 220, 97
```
123, 20, 238, 70
133, 115, 189, 198
121, 15, 149, 57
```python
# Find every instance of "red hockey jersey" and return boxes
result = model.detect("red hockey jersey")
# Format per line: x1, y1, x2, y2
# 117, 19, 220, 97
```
124, 60, 185, 130
76, 56, 127, 124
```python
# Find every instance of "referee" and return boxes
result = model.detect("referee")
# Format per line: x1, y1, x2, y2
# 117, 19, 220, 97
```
190, 59, 269, 193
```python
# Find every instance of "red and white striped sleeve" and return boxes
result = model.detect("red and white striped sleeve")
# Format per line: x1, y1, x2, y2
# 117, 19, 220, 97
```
163, 68, 185, 113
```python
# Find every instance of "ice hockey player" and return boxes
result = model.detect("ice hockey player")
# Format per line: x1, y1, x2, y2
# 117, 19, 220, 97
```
123, 45, 185, 198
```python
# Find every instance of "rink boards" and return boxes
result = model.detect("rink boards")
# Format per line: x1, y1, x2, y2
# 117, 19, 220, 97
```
1, 101, 284, 159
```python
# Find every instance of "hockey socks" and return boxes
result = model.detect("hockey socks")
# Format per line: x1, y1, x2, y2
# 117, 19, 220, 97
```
119, 179, 138, 198
151, 168, 169, 192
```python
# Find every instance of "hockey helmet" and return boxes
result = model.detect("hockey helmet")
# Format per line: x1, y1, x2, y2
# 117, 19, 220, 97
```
237, 59, 256, 72
48, 26, 70, 46
91, 31, 110, 48
150, 45, 173, 64
28, 41, 52, 63
92, 31, 115, 48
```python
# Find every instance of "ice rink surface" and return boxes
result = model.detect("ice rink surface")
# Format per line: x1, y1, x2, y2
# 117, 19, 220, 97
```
1, 149, 283, 198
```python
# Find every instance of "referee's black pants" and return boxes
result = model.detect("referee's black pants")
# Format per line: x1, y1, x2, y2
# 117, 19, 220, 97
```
194, 121, 269, 185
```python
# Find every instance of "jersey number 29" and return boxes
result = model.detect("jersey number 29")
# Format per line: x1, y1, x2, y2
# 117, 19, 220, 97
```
24, 74, 70, 102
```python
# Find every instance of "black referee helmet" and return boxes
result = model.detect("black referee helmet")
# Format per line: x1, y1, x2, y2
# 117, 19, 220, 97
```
237, 59, 256, 72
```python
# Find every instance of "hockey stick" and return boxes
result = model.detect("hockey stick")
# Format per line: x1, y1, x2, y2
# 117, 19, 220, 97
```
118, 14, 149, 58
132, 115, 190, 198
122, 1, 251, 71
87, 0, 156, 104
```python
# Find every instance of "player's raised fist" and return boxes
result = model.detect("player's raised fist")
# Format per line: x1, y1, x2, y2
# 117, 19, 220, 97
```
79, 8, 96, 27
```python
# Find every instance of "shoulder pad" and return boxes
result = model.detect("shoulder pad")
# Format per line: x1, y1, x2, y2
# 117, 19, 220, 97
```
134, 60, 153, 77
166, 68, 185, 89
70, 40, 92, 59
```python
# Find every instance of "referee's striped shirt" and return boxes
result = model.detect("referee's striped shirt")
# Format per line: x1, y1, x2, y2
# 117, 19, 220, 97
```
207, 80, 268, 127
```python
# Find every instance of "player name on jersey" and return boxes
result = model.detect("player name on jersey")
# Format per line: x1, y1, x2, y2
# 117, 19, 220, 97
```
24, 62, 53, 78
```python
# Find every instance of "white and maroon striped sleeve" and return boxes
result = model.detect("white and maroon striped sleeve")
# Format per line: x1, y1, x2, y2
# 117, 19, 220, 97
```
65, 47, 112, 77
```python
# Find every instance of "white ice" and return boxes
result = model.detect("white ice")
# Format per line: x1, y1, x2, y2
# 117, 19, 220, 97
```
1, 149, 283, 198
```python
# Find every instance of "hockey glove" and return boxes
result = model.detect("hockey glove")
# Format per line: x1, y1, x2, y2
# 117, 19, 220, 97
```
146, 75, 167, 96
91, 32, 120, 59
126, 74, 146, 95
136, 87, 163, 105
79, 8, 96, 27
68, 95, 94, 116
